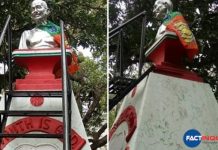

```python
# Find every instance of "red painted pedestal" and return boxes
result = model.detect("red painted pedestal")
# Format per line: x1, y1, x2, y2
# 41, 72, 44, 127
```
145, 32, 203, 82
5, 48, 89, 150
13, 48, 73, 90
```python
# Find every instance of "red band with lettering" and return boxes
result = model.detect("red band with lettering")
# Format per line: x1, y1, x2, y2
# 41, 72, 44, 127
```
0, 117, 86, 150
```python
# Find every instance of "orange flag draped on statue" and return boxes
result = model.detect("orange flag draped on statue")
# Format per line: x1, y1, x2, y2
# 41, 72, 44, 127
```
163, 12, 199, 60
53, 34, 80, 78
37, 21, 80, 77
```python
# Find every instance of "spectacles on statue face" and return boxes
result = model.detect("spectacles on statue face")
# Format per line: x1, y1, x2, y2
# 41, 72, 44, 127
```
31, 2, 48, 22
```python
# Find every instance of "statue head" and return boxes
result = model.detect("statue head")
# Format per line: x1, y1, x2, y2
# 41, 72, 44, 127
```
31, 0, 50, 24
153, 0, 173, 20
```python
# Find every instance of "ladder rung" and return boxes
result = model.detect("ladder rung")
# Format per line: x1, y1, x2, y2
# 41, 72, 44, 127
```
0, 133, 63, 138
5, 91, 64, 97
0, 111, 63, 116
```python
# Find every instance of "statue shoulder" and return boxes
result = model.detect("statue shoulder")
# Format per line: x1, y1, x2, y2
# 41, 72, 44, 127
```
21, 29, 31, 37
163, 11, 184, 25
36, 21, 61, 36
48, 21, 61, 31
169, 11, 183, 18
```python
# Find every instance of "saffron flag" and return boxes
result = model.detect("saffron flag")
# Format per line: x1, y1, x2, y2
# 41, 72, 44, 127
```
163, 12, 199, 60
37, 21, 79, 76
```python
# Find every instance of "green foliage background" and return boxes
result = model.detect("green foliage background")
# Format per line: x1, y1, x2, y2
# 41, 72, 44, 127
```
109, 0, 218, 100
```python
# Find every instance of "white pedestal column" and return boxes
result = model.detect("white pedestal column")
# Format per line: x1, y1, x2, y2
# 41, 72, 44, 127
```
110, 72, 218, 150
0, 91, 91, 150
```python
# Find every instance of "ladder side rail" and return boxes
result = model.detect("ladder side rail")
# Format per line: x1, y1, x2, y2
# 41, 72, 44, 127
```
0, 15, 11, 47
60, 20, 71, 150
0, 94, 12, 143
119, 30, 123, 77
0, 15, 12, 91
7, 20, 12, 92
67, 77, 72, 140
0, 15, 13, 144
109, 11, 147, 79
109, 65, 154, 111
109, 11, 146, 36
139, 16, 147, 77
115, 30, 120, 76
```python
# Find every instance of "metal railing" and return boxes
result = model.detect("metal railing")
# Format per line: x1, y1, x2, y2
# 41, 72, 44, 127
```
0, 15, 12, 91
109, 65, 154, 110
0, 16, 72, 150
109, 11, 147, 77
60, 20, 71, 150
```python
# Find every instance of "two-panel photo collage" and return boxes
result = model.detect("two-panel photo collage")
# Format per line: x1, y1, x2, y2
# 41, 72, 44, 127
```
0, 0, 218, 149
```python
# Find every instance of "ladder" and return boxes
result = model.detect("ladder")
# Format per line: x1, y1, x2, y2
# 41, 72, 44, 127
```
0, 15, 72, 150
109, 66, 154, 110
109, 11, 154, 111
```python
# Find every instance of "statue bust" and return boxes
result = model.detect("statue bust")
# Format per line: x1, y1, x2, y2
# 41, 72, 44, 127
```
153, 0, 173, 40
153, 0, 199, 60
18, 0, 79, 77
19, 0, 63, 49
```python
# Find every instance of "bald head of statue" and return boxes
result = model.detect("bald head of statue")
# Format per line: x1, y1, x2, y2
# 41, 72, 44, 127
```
31, 0, 50, 24
153, 0, 173, 20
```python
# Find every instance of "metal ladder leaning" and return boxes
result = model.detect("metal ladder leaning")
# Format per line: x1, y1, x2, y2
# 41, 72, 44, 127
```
0, 15, 72, 150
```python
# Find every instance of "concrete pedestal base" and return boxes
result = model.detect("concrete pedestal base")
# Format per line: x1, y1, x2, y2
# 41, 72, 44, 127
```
110, 72, 218, 150
0, 91, 91, 150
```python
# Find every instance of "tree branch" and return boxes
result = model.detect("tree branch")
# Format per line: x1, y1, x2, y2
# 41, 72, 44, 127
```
90, 135, 107, 150
82, 91, 99, 124
97, 123, 107, 138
